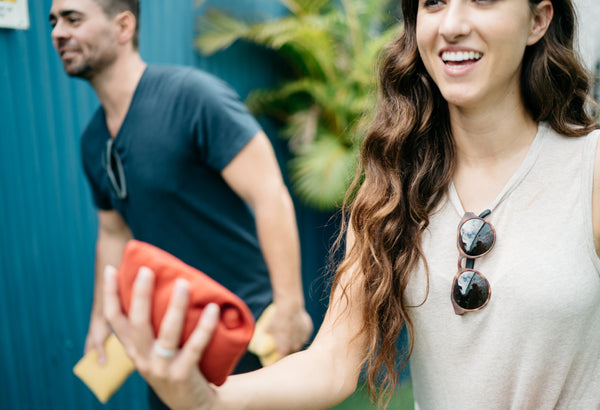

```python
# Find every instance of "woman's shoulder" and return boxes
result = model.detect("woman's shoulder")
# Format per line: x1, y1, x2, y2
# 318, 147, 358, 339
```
540, 121, 600, 146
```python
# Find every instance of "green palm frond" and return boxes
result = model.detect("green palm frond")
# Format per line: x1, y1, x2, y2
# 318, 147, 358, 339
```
245, 78, 324, 113
195, 10, 252, 55
247, 77, 370, 147
279, 0, 330, 16
289, 136, 357, 210
196, 0, 401, 210
284, 106, 321, 150
269, 24, 337, 80
197, 12, 338, 80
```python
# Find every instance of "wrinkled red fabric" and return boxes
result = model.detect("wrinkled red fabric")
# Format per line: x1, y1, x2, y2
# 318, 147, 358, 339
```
117, 240, 255, 386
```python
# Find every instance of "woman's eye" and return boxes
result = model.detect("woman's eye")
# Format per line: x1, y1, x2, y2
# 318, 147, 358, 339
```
423, 0, 443, 8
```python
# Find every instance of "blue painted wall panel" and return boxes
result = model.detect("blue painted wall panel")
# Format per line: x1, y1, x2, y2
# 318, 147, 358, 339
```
0, 1, 333, 409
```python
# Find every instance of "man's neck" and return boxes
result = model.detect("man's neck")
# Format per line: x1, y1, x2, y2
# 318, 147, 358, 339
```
90, 53, 147, 137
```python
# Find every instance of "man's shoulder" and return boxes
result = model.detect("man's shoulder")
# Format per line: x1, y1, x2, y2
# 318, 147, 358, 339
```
79, 106, 108, 167
145, 64, 223, 89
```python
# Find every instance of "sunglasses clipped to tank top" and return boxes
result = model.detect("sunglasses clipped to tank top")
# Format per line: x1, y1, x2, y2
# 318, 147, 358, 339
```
452, 209, 496, 315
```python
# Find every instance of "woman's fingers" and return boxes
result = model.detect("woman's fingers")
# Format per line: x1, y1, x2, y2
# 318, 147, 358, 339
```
153, 279, 190, 361
103, 264, 220, 392
103, 265, 128, 333
104, 265, 157, 364
128, 266, 154, 328
177, 303, 220, 373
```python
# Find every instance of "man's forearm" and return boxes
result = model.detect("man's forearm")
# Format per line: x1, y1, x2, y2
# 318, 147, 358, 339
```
91, 212, 133, 315
253, 189, 304, 309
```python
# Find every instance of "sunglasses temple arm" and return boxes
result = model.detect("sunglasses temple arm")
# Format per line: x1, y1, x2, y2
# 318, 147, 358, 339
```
478, 209, 491, 218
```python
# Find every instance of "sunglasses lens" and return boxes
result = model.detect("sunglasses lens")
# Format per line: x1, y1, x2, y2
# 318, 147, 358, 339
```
459, 218, 494, 257
453, 270, 490, 310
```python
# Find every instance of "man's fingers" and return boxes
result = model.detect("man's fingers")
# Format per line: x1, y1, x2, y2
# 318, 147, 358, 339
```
155, 279, 190, 356
268, 311, 314, 356
177, 303, 220, 371
296, 312, 314, 350
84, 336, 94, 355
84, 335, 107, 364
95, 342, 107, 365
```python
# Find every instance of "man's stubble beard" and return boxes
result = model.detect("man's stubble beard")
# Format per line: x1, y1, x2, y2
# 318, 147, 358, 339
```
64, 46, 118, 81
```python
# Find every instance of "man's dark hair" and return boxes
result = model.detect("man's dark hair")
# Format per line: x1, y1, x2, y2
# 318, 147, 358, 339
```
94, 0, 140, 49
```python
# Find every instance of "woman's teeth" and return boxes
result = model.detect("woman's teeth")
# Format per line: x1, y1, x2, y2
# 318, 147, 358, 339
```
441, 51, 482, 63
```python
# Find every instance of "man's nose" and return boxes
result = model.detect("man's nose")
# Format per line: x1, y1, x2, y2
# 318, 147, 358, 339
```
51, 19, 69, 43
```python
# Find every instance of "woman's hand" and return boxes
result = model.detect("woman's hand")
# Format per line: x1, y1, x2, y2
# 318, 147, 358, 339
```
103, 265, 221, 410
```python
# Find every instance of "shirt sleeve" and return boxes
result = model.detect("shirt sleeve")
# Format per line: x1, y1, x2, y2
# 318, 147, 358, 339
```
188, 71, 262, 171
80, 110, 114, 211
82, 160, 113, 210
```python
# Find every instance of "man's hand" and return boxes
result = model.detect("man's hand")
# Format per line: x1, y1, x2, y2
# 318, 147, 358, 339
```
268, 305, 313, 357
84, 313, 113, 364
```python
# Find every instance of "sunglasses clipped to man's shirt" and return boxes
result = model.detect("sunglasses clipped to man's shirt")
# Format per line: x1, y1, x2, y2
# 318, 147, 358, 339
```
104, 138, 127, 200
452, 209, 495, 315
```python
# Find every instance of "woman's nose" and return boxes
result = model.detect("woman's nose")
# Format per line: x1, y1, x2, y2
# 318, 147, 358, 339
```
439, 2, 472, 42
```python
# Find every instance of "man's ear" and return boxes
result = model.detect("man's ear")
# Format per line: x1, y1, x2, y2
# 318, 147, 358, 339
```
527, 0, 554, 46
114, 11, 136, 46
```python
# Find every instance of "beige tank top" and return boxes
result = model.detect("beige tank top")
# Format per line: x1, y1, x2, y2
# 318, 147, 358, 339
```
405, 123, 600, 409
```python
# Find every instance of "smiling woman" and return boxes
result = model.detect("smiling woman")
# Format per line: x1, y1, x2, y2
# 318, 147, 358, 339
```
416, 0, 552, 111
102, 0, 600, 409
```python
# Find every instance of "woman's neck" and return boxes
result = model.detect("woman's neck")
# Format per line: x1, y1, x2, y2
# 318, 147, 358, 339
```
448, 99, 539, 212
449, 100, 538, 167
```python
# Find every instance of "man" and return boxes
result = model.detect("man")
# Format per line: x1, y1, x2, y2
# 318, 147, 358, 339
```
49, 0, 313, 407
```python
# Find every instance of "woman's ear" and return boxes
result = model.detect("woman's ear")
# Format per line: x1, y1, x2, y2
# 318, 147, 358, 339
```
527, 0, 554, 46
114, 11, 136, 46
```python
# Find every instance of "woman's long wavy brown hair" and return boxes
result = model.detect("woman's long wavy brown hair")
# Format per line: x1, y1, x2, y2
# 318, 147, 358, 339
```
331, 0, 599, 407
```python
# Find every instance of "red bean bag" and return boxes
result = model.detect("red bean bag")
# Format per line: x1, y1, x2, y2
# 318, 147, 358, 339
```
117, 240, 255, 385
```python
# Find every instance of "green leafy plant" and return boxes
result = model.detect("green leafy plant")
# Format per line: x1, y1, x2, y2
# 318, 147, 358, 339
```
196, 0, 401, 210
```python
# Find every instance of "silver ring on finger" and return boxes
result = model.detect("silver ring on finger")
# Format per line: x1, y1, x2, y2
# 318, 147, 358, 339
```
153, 341, 176, 359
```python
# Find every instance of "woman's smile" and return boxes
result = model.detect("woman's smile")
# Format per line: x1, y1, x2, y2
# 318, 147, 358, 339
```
440, 49, 483, 76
